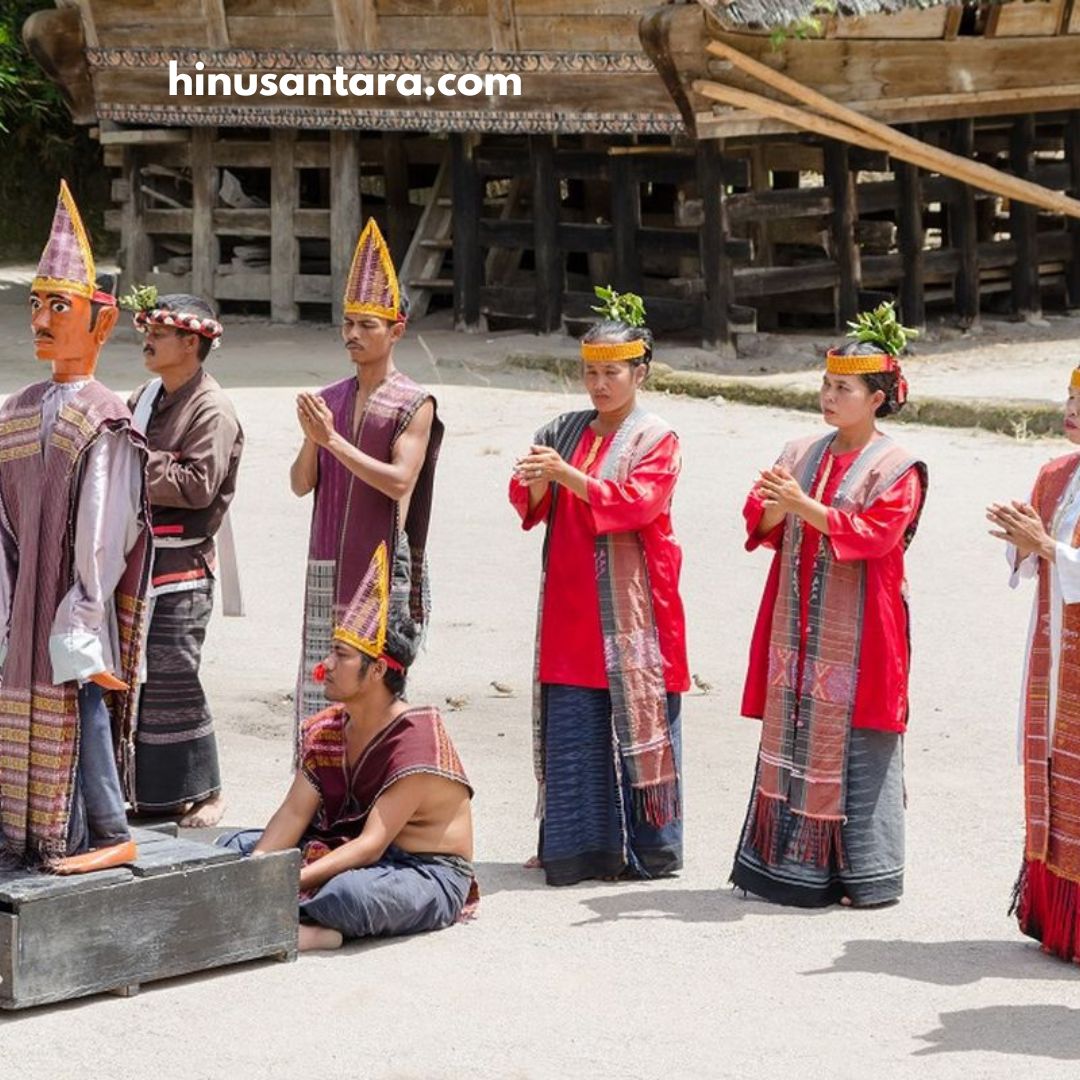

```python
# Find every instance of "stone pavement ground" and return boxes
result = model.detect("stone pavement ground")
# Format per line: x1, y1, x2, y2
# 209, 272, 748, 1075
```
1, 267, 1080, 1078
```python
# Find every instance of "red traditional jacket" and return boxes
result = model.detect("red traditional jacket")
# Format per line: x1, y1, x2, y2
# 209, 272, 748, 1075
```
509, 426, 689, 693
741, 442, 924, 733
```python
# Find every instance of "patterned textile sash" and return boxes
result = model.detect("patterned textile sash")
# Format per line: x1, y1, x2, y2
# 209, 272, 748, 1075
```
1022, 452, 1080, 884
298, 704, 472, 859
530, 408, 680, 828
751, 432, 927, 869
0, 380, 150, 862
296, 371, 442, 738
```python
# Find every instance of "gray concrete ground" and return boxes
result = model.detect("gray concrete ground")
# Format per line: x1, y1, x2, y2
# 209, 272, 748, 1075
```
1, 269, 1080, 1078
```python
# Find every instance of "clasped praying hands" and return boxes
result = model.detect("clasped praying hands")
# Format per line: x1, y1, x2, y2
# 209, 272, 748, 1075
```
757, 466, 809, 514
297, 392, 337, 448
986, 500, 1056, 562
515, 445, 569, 486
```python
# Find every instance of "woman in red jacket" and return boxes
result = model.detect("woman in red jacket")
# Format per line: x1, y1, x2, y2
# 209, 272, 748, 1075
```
510, 288, 689, 887
732, 304, 928, 908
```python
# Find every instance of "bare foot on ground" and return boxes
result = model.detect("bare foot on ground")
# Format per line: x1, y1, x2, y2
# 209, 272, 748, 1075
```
299, 925, 344, 952
180, 792, 226, 828
523, 855, 542, 869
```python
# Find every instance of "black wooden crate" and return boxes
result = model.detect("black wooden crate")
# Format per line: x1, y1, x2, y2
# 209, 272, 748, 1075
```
0, 827, 299, 1009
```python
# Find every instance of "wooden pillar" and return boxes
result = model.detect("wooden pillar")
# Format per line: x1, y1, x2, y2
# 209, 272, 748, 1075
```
696, 139, 732, 351
119, 147, 153, 290
190, 128, 219, 304
530, 134, 562, 334
270, 130, 299, 323
1009, 114, 1041, 319
896, 127, 925, 330
947, 119, 979, 325
824, 139, 860, 326
330, 131, 361, 325
610, 153, 642, 293
382, 133, 410, 267
1065, 111, 1080, 308
451, 133, 482, 331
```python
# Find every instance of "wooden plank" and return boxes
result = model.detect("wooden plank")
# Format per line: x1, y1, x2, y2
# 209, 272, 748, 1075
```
100, 129, 190, 147
72, 0, 99, 48
0, 913, 13, 1004
697, 139, 733, 350
202, 0, 230, 46
213, 208, 271, 236
213, 272, 272, 301
130, 836, 238, 879
949, 119, 980, 325
0, 867, 131, 906
1066, 111, 1080, 306
824, 139, 860, 326
1009, 114, 1042, 317
271, 129, 299, 323
896, 143, 925, 329
610, 152, 642, 293
225, 14, 336, 47
727, 188, 833, 224
4, 852, 298, 1009
531, 134, 563, 334
514, 13, 640, 50
295, 274, 333, 303
451, 133, 482, 331
191, 128, 218, 303
120, 147, 153, 289
987, 0, 1065, 37
295, 208, 332, 238
331, 0, 375, 50
144, 208, 193, 234
489, 0, 519, 50
376, 15, 490, 49
831, 6, 951, 38
382, 133, 411, 266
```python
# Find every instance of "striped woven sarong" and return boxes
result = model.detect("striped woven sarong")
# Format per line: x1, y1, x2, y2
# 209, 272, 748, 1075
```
134, 583, 220, 809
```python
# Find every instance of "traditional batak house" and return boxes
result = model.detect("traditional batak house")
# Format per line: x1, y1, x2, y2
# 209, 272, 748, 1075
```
24, 0, 1080, 348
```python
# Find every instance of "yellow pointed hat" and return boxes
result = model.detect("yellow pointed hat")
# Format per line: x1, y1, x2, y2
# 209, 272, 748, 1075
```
334, 541, 390, 661
33, 180, 97, 300
344, 218, 403, 322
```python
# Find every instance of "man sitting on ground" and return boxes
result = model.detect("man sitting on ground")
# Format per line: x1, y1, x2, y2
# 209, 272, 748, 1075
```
220, 541, 474, 951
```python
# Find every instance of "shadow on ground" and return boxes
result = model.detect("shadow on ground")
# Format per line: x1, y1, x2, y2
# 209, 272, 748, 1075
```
914, 1005, 1080, 1059
803, 937, 1080, 986
571, 885, 831, 926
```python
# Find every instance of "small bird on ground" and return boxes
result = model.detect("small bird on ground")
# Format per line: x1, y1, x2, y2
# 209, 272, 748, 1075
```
490, 680, 515, 697
692, 673, 713, 695
445, 695, 468, 711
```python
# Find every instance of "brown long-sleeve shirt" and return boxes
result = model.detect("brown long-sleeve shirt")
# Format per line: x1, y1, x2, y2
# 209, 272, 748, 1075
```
129, 368, 243, 591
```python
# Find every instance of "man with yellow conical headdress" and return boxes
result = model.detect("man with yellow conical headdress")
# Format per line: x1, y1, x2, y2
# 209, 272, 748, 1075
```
219, 541, 475, 951
0, 181, 153, 875
289, 218, 443, 743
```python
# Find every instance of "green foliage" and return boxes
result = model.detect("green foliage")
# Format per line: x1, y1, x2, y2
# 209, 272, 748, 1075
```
120, 283, 159, 313
0, 1, 109, 257
769, 0, 838, 49
846, 301, 919, 355
591, 285, 647, 328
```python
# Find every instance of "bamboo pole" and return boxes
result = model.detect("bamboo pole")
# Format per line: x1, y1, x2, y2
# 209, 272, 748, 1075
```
702, 38, 1080, 219
693, 78, 1080, 219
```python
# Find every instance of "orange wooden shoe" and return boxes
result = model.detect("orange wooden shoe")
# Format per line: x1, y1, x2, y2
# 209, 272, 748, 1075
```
51, 839, 138, 876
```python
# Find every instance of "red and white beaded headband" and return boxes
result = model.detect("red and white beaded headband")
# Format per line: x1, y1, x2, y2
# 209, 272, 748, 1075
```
133, 307, 223, 349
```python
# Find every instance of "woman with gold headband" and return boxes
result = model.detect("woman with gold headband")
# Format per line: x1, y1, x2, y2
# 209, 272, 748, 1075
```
988, 366, 1080, 964
509, 287, 689, 887
731, 302, 928, 908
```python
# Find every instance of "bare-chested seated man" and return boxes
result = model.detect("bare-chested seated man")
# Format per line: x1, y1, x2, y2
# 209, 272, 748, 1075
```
220, 543, 474, 951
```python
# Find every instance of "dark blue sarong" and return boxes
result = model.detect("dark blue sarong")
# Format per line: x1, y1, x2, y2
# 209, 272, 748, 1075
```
218, 829, 473, 939
539, 684, 683, 887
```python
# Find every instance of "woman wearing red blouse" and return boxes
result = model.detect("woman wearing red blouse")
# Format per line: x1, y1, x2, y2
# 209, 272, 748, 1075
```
510, 290, 688, 887
731, 306, 928, 908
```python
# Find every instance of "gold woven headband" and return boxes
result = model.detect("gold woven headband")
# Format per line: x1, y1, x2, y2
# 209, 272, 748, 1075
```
580, 340, 646, 363
825, 349, 895, 376
1070, 368, 1080, 389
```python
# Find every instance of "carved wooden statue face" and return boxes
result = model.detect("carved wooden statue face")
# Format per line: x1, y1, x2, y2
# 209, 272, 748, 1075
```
29, 290, 119, 382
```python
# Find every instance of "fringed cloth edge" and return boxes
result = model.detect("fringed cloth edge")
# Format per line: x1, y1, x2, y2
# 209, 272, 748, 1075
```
1012, 857, 1080, 962
750, 793, 847, 870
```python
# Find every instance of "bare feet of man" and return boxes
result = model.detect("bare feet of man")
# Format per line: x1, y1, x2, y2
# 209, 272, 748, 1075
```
299, 924, 344, 952
179, 792, 227, 828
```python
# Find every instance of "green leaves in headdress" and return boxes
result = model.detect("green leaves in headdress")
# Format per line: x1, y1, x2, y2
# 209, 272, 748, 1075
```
591, 285, 646, 328
846, 300, 918, 356
119, 283, 159, 313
